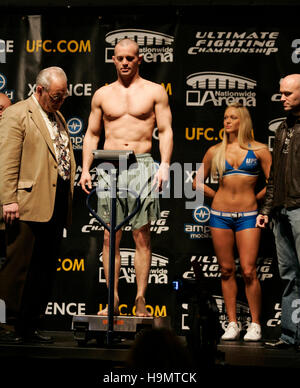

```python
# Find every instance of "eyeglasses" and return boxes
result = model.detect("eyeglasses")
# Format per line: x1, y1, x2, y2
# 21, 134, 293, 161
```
43, 87, 69, 102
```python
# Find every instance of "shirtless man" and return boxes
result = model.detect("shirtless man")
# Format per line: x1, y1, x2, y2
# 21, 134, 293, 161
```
79, 38, 173, 317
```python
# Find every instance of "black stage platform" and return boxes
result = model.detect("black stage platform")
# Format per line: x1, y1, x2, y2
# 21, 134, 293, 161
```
1, 331, 299, 386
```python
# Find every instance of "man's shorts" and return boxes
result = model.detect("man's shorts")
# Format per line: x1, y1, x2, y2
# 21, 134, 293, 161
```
209, 209, 258, 232
97, 153, 160, 230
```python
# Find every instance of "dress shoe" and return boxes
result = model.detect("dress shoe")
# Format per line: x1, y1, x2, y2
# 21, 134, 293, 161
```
24, 330, 54, 344
264, 339, 294, 349
0, 329, 23, 344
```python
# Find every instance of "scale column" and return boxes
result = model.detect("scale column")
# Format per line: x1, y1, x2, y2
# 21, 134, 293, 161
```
107, 167, 118, 345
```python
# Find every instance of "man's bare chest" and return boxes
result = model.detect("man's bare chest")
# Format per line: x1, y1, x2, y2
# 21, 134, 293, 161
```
102, 91, 155, 121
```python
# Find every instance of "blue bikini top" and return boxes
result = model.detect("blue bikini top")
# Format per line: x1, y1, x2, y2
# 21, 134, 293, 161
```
223, 149, 260, 177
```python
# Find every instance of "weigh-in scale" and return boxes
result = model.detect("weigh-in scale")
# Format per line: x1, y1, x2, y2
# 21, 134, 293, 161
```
72, 150, 170, 346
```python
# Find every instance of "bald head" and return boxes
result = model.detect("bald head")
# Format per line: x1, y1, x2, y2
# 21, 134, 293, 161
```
0, 93, 12, 118
114, 38, 139, 56
280, 74, 300, 88
280, 74, 300, 116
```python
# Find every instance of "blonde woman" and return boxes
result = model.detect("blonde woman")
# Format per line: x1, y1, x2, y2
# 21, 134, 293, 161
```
193, 103, 272, 341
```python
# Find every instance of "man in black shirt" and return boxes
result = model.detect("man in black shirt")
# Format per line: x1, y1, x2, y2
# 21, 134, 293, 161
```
257, 74, 300, 349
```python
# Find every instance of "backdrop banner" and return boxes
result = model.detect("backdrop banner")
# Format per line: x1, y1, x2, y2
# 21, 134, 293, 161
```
1, 9, 297, 339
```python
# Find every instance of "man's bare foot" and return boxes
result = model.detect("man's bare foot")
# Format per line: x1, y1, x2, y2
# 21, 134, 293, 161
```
135, 296, 152, 317
97, 297, 119, 316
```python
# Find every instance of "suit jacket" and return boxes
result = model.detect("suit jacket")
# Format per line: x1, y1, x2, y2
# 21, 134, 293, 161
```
0, 96, 76, 226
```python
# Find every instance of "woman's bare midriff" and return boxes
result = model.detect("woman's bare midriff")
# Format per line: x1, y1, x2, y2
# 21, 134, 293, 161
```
212, 175, 258, 212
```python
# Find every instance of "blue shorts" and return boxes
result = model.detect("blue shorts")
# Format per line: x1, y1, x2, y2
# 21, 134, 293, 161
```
209, 209, 258, 232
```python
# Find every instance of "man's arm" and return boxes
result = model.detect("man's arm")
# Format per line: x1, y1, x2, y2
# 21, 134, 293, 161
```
256, 162, 274, 228
153, 85, 173, 190
255, 146, 272, 201
79, 90, 103, 194
0, 108, 23, 224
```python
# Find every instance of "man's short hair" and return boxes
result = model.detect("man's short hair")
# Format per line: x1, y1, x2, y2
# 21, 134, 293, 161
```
114, 38, 140, 56
36, 66, 67, 90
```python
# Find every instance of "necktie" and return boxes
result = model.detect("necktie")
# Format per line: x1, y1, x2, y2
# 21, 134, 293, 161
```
48, 113, 71, 180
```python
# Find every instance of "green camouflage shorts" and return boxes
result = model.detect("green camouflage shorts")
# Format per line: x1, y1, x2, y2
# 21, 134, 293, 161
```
96, 153, 160, 230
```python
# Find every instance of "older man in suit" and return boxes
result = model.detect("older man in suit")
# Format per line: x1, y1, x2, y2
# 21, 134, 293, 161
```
0, 67, 76, 343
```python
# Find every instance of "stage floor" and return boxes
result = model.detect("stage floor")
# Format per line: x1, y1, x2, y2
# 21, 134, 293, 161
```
0, 331, 299, 385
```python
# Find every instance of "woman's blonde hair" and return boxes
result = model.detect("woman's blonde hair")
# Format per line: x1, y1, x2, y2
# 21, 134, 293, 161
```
211, 102, 265, 179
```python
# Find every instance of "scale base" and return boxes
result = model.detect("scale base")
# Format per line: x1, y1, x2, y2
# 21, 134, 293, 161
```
72, 315, 171, 346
